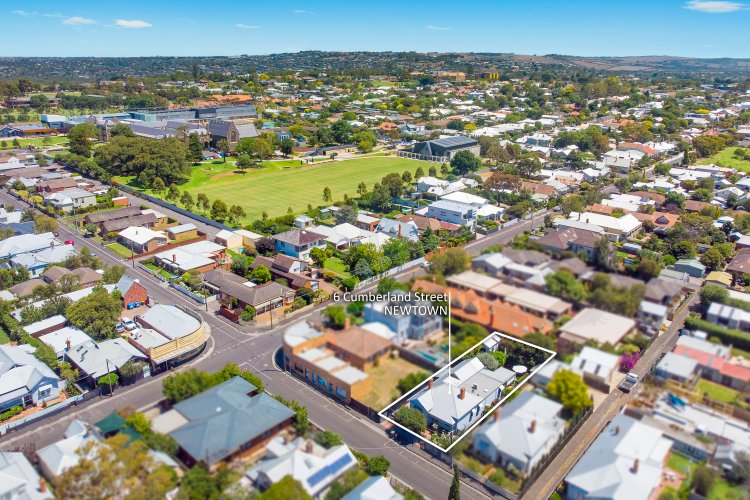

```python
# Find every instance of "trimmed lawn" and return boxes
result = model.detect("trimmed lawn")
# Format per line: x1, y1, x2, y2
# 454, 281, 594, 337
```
731, 346, 750, 360
115, 155, 437, 221
667, 452, 697, 475
698, 147, 750, 172
695, 378, 742, 405
323, 257, 351, 278
360, 355, 426, 410
0, 136, 69, 149
105, 242, 134, 258
143, 262, 174, 280
0, 325, 10, 345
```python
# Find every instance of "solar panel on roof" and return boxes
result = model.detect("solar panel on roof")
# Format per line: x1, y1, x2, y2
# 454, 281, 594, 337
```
306, 453, 353, 488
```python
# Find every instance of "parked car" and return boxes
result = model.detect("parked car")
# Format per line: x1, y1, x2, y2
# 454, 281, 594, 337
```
121, 317, 137, 331
115, 323, 125, 333
64, 240, 74, 245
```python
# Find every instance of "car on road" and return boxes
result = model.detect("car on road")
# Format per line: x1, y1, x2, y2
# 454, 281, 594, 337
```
121, 317, 137, 331
64, 240, 74, 245
619, 372, 639, 393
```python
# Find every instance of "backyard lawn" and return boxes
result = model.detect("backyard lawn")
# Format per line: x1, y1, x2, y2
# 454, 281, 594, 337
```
360, 355, 426, 410
698, 147, 750, 172
115, 155, 436, 221
0, 325, 10, 345
323, 257, 351, 278
667, 452, 697, 476
695, 379, 742, 405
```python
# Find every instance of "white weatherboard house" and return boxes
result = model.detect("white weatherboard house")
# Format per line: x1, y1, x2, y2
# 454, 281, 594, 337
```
408, 357, 515, 433
473, 391, 564, 474
565, 414, 671, 500
0, 345, 65, 411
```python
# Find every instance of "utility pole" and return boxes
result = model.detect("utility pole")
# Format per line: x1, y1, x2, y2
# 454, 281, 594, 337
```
105, 359, 114, 396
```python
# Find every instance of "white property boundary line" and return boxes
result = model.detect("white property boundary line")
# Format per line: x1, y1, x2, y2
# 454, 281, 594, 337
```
378, 331, 557, 453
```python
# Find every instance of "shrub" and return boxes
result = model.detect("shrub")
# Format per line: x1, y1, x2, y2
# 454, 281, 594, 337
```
313, 430, 343, 449
393, 406, 426, 433
685, 316, 750, 351
0, 406, 23, 422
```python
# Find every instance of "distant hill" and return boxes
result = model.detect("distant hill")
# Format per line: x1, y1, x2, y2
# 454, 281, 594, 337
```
0, 51, 748, 81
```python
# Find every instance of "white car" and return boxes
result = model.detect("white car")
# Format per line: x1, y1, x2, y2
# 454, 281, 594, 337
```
121, 317, 137, 331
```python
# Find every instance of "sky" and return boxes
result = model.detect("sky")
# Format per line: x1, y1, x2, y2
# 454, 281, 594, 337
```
3, 0, 749, 58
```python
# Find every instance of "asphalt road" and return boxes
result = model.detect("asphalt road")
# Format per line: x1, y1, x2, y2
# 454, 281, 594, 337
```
520, 293, 698, 500
0, 190, 543, 500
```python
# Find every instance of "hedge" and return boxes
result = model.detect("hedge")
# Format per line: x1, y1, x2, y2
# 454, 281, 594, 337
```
684, 316, 750, 351
0, 405, 23, 422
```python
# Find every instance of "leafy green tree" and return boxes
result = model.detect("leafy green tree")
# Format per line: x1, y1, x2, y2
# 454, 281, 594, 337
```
260, 476, 312, 500
449, 464, 461, 500
692, 465, 718, 496
67, 122, 99, 157
397, 372, 429, 395
280, 138, 294, 156
217, 139, 229, 163
545, 270, 587, 302
546, 369, 592, 415
65, 285, 121, 340
180, 191, 194, 211
393, 406, 426, 433
196, 193, 209, 213
236, 154, 253, 170
517, 154, 542, 178
700, 247, 724, 271
210, 199, 229, 221
187, 133, 203, 163
476, 351, 499, 370
429, 248, 469, 276
323, 186, 332, 202
699, 285, 729, 308
335, 204, 358, 225
151, 177, 166, 195
450, 151, 480, 175
313, 430, 343, 448
251, 265, 271, 284
365, 455, 390, 476
324, 305, 348, 329
166, 184, 180, 204
383, 238, 410, 267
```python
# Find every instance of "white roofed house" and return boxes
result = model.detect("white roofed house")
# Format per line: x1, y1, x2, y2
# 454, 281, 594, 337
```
37, 420, 101, 481
0, 451, 53, 500
65, 338, 147, 388
560, 212, 642, 242
570, 346, 620, 393
0, 232, 57, 260
408, 357, 516, 433
246, 436, 357, 499
10, 243, 77, 277
117, 226, 168, 254
472, 392, 564, 475
564, 414, 671, 500
558, 308, 636, 350
45, 187, 97, 213
0, 345, 66, 412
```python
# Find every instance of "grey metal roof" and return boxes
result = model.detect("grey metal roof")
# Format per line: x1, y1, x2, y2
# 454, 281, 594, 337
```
170, 377, 295, 465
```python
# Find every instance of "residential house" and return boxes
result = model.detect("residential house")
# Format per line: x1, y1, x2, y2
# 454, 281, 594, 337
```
214, 229, 244, 251
396, 213, 460, 235
672, 259, 706, 278
35, 178, 79, 194
115, 275, 148, 308
273, 229, 327, 261
654, 352, 699, 385
116, 226, 168, 254
165, 223, 198, 241
725, 248, 750, 281
558, 308, 636, 350
570, 346, 620, 393
45, 188, 96, 213
560, 213, 641, 242
154, 240, 227, 275
151, 377, 294, 468
536, 227, 603, 259
205, 268, 295, 316
246, 436, 357, 499
375, 219, 420, 243
408, 357, 515, 432
564, 415, 671, 500
675, 336, 750, 391
425, 200, 477, 229
0, 232, 57, 259
10, 243, 77, 277
38, 327, 93, 359
66, 338, 147, 387
342, 475, 403, 500
37, 420, 101, 480
0, 345, 65, 411
0, 451, 53, 500
644, 277, 683, 308
473, 392, 564, 474
706, 302, 750, 331
251, 255, 319, 291
364, 291, 442, 342
100, 213, 158, 235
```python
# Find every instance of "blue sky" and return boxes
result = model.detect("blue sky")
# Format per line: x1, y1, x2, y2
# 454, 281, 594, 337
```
4, 1, 749, 58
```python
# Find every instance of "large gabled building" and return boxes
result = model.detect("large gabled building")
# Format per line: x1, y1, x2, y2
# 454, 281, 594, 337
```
404, 136, 480, 162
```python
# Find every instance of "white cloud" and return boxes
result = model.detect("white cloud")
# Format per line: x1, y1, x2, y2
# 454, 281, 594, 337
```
426, 24, 451, 31
42, 12, 65, 18
11, 9, 31, 16
684, 1, 746, 13
63, 16, 96, 25
115, 19, 152, 29
236, 23, 261, 29
293, 9, 315, 14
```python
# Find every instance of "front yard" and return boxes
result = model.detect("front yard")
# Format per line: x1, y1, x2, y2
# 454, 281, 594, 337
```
143, 262, 175, 280
323, 257, 352, 278
105, 242, 133, 258
359, 354, 425, 410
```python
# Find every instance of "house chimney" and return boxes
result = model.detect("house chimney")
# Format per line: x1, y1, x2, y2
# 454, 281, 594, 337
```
632, 458, 639, 474
614, 425, 620, 436
397, 224, 402, 239
459, 387, 466, 400
66, 339, 71, 351
530, 419, 537, 434
39, 478, 46, 493
428, 378, 434, 390
173, 254, 177, 263
344, 316, 351, 329
305, 440, 314, 454
493, 410, 500, 422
